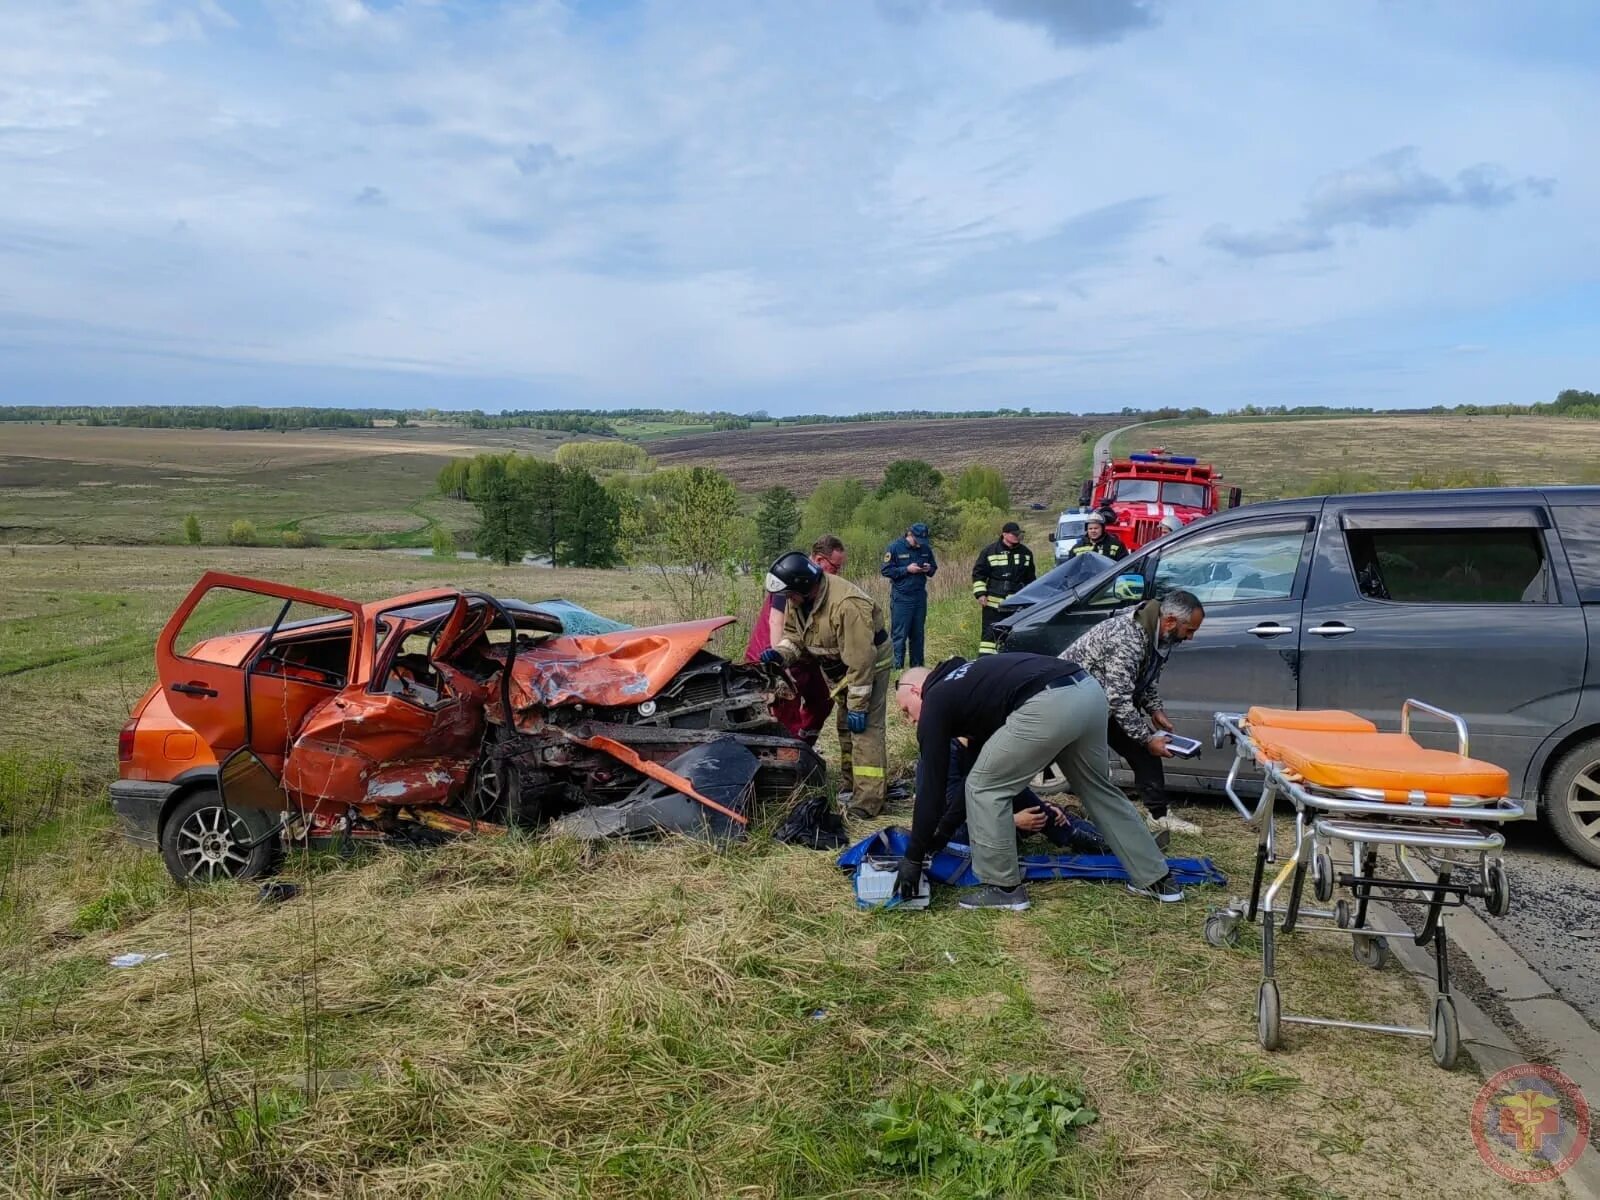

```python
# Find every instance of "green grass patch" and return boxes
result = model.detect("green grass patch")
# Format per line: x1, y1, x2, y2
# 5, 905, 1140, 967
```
863, 1073, 1097, 1198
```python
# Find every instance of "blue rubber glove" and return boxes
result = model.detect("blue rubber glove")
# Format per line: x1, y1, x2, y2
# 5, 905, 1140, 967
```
847, 710, 868, 734
759, 649, 783, 666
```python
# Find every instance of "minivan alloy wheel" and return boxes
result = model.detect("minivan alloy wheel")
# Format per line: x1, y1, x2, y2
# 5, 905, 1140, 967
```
1544, 739, 1600, 869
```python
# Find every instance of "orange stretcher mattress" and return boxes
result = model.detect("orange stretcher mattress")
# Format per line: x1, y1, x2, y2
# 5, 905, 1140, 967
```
1243, 709, 1510, 804
1246, 707, 1377, 733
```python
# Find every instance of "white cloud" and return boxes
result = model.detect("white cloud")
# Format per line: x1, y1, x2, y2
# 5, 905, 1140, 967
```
0, 0, 1594, 411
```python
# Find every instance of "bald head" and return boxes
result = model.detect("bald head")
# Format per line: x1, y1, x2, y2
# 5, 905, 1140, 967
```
895, 667, 931, 722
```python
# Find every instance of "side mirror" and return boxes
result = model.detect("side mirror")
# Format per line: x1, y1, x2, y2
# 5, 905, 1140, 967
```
1113, 574, 1146, 602
1228, 486, 1243, 509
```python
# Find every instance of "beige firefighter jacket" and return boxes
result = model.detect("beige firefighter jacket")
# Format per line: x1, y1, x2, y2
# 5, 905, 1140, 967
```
776, 574, 889, 707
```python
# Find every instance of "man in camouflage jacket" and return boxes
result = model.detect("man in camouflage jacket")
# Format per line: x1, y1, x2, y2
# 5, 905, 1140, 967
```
1063, 591, 1204, 834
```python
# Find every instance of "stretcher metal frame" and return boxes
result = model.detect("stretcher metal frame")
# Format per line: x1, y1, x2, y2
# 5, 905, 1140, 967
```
1207, 699, 1522, 1069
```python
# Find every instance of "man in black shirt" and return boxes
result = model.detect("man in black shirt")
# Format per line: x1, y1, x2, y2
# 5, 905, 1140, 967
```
893, 654, 1179, 910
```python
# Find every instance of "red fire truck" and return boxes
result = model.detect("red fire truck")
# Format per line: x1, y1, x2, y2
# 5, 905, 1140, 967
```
1078, 449, 1242, 552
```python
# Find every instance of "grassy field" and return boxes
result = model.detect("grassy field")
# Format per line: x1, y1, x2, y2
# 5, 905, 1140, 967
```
1111, 413, 1600, 502
650, 416, 1108, 503
0, 424, 573, 549
0, 546, 1529, 1198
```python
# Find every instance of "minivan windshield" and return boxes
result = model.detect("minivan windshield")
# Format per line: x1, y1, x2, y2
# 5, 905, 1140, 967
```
1003, 553, 1119, 608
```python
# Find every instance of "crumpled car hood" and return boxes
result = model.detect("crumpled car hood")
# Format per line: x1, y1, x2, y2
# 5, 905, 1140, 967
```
493, 616, 736, 712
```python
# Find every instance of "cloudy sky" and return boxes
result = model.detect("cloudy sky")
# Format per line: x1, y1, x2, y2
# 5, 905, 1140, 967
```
1, 0, 1595, 414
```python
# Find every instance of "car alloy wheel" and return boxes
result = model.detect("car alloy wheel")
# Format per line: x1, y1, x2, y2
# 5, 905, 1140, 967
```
174, 804, 255, 881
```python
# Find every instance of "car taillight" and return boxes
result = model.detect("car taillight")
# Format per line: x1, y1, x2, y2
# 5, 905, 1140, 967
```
118, 720, 137, 763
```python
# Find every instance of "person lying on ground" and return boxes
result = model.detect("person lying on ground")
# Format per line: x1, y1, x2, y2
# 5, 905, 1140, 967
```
917, 739, 1111, 855
894, 654, 1182, 912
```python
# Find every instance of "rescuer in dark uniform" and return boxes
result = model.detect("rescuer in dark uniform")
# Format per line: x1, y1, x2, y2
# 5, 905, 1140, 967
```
970, 520, 1036, 655
1067, 512, 1129, 561
880, 522, 937, 670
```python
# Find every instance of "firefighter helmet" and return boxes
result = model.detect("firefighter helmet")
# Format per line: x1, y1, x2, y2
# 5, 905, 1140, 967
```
765, 551, 824, 594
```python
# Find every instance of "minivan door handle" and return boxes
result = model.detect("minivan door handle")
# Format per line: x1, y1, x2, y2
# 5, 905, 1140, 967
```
1308, 623, 1356, 638
172, 681, 220, 698
1247, 623, 1295, 638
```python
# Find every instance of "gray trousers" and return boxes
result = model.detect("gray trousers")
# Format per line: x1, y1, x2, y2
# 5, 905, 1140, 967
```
963, 677, 1169, 889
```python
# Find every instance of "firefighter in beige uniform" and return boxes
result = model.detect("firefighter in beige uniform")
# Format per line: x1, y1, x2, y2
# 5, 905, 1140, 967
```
761, 551, 894, 818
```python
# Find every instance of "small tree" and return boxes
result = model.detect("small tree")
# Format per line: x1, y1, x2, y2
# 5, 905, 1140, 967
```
183, 514, 202, 545
623, 466, 741, 619
955, 465, 1010, 512
436, 459, 471, 500
755, 486, 801, 564
430, 526, 457, 559
515, 459, 569, 563
472, 477, 533, 566
227, 519, 257, 546
558, 467, 622, 567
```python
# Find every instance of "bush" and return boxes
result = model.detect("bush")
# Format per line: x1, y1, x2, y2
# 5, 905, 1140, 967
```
279, 530, 311, 549
430, 526, 457, 559
954, 465, 1010, 511
227, 519, 258, 546
555, 441, 653, 473
877, 459, 943, 501
182, 513, 202, 545
803, 478, 869, 535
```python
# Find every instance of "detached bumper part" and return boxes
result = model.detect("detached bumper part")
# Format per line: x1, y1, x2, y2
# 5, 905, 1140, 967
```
552, 738, 759, 841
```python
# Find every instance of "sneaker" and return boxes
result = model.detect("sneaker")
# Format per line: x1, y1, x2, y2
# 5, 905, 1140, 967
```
1127, 873, 1185, 903
958, 884, 1031, 911
1153, 813, 1202, 836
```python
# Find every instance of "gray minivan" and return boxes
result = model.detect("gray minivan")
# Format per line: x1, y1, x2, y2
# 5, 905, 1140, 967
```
995, 487, 1600, 867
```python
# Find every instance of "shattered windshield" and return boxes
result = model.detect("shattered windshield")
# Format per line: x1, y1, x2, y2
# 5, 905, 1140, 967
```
532, 600, 631, 635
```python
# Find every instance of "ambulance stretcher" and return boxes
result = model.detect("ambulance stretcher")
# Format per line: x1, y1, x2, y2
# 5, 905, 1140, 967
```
1208, 701, 1522, 1068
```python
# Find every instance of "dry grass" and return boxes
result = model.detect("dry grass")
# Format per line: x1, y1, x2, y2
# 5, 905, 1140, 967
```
0, 424, 572, 548
1114, 414, 1600, 503
0, 546, 1540, 1198
650, 416, 1109, 502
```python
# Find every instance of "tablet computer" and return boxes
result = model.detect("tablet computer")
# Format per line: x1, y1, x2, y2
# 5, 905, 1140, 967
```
1164, 735, 1202, 759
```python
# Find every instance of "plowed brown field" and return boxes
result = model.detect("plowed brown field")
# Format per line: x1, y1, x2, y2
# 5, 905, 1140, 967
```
650, 415, 1110, 501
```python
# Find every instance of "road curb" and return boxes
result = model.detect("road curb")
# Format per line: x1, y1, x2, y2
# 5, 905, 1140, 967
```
1378, 895, 1600, 1199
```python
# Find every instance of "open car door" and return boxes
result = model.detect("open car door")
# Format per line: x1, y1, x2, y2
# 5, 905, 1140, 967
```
155, 572, 365, 775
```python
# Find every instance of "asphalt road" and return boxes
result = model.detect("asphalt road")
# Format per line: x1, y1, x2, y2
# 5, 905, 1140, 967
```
1491, 820, 1600, 1028
1178, 789, 1600, 1028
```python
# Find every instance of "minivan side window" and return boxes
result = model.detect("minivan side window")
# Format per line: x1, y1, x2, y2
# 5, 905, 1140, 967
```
1551, 506, 1600, 602
1345, 529, 1552, 604
1151, 526, 1308, 605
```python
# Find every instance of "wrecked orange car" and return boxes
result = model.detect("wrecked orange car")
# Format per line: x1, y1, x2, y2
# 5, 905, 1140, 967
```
113, 572, 823, 882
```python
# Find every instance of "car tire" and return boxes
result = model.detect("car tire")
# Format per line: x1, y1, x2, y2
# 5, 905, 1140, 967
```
1543, 740, 1600, 868
160, 787, 281, 885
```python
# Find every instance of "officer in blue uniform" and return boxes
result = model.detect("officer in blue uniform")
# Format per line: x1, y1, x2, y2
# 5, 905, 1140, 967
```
880, 522, 937, 669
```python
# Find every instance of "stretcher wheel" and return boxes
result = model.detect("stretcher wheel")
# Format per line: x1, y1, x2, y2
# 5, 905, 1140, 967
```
1333, 899, 1352, 929
1431, 996, 1460, 1070
1311, 848, 1334, 903
1485, 859, 1510, 918
1256, 980, 1282, 1051
1351, 933, 1389, 970
1204, 911, 1240, 949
